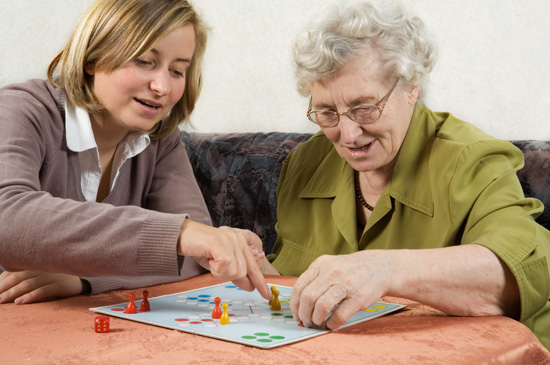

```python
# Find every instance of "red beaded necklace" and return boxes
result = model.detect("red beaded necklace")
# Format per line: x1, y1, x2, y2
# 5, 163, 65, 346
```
354, 170, 374, 211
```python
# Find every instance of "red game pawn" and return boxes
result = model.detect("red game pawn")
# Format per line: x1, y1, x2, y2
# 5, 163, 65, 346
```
211, 297, 222, 319
139, 290, 150, 312
124, 293, 137, 314
95, 316, 110, 333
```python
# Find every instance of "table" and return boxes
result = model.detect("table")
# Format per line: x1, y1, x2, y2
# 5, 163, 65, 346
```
3, 274, 549, 364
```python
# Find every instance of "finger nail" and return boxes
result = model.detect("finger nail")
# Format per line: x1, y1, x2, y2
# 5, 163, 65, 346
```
15, 297, 24, 304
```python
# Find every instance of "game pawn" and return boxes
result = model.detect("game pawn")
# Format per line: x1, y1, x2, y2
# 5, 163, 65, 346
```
268, 286, 276, 305
220, 302, 230, 325
124, 293, 137, 314
139, 290, 150, 312
211, 297, 222, 319
270, 288, 281, 311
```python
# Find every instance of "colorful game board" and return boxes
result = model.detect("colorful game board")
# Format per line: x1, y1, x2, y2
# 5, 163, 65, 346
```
90, 282, 405, 349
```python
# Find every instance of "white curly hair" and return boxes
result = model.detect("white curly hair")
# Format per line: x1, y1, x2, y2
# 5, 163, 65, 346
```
294, 0, 437, 105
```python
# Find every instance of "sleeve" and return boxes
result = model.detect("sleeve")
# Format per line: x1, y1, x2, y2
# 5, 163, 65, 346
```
451, 139, 550, 322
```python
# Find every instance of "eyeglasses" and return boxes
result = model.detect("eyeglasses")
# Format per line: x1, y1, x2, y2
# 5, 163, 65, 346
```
307, 79, 399, 127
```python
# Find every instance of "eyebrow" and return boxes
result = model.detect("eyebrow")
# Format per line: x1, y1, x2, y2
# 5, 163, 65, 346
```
150, 48, 191, 64
316, 96, 378, 110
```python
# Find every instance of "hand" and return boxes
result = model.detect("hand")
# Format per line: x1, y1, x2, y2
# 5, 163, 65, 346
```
290, 250, 393, 329
219, 226, 265, 266
177, 219, 271, 300
0, 270, 86, 304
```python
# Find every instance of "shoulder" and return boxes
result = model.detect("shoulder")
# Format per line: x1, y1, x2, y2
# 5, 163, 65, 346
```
0, 79, 64, 107
0, 79, 66, 137
0, 79, 65, 124
427, 109, 524, 172
283, 131, 334, 173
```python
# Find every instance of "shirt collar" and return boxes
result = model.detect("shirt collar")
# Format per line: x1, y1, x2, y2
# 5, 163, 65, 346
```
65, 98, 96, 152
65, 98, 151, 157
389, 104, 434, 217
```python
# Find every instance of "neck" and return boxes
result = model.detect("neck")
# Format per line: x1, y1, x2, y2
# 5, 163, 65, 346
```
90, 113, 129, 155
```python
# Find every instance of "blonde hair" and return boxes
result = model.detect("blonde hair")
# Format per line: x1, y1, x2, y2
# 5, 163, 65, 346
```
48, 0, 208, 139
294, 0, 437, 104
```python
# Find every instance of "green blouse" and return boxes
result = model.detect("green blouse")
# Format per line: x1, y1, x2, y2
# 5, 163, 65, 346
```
269, 105, 550, 349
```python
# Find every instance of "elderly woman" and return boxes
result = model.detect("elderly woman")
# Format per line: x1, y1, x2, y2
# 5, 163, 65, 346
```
262, 0, 550, 349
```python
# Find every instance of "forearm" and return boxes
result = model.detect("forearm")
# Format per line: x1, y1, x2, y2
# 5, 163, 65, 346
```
389, 244, 520, 318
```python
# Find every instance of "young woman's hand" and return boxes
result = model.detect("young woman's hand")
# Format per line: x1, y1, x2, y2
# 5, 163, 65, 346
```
178, 219, 271, 300
0, 270, 86, 304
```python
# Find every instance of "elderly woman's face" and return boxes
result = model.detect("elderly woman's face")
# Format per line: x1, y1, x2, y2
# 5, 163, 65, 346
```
310, 53, 418, 174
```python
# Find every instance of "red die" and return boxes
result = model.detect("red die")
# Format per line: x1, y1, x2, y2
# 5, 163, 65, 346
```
95, 316, 110, 333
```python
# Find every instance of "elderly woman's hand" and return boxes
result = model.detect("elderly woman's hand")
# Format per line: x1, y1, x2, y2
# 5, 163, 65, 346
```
290, 250, 394, 329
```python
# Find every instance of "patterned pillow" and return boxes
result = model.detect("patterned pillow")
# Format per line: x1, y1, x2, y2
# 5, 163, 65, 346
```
182, 132, 312, 254
513, 140, 550, 231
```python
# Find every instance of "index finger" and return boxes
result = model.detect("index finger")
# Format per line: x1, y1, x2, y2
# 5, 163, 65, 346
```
243, 245, 271, 300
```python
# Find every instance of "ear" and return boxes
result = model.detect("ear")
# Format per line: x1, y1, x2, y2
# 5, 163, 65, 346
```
84, 62, 96, 76
407, 85, 419, 105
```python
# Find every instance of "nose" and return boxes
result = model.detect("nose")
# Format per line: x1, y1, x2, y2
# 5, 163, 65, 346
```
338, 114, 363, 144
150, 69, 171, 96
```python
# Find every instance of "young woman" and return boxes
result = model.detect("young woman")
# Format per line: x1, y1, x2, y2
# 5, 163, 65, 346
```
0, 0, 270, 304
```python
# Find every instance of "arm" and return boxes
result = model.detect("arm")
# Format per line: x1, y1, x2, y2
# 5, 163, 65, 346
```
0, 85, 269, 300
291, 244, 519, 329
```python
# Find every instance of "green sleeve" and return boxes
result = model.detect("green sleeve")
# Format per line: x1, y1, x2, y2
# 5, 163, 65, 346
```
451, 139, 550, 322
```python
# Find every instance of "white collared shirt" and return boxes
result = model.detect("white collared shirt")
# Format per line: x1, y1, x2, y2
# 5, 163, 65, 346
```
65, 99, 150, 202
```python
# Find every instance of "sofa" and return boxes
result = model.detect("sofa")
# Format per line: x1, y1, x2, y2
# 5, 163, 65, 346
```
181, 131, 550, 255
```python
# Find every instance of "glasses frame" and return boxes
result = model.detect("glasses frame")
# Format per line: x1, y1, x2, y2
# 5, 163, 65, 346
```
307, 79, 399, 127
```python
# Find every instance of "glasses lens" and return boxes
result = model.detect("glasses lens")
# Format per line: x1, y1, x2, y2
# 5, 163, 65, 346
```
311, 111, 338, 126
350, 106, 380, 124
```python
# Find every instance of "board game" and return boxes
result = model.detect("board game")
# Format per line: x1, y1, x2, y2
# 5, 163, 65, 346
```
90, 282, 405, 349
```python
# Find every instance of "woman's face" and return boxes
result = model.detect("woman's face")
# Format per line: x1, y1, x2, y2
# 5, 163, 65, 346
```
310, 52, 418, 174
86, 23, 196, 133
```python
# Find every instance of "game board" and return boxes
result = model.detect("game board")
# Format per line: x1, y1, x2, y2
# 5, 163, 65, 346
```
90, 282, 405, 349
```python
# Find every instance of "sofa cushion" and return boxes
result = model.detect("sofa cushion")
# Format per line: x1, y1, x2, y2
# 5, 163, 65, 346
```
513, 140, 550, 231
182, 131, 312, 254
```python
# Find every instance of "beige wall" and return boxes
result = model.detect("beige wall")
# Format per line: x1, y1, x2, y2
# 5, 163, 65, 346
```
1, 0, 548, 139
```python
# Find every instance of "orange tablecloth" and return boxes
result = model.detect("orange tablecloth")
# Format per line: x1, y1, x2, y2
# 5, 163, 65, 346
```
3, 274, 549, 364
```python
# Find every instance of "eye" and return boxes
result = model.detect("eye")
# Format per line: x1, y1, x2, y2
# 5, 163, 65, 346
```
170, 69, 185, 78
134, 58, 153, 68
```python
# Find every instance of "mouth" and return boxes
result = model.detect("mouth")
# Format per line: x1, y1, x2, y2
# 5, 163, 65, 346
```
134, 98, 161, 110
350, 141, 373, 151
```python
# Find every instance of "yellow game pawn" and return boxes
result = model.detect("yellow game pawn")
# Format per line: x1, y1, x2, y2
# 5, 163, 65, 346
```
220, 302, 230, 325
270, 289, 281, 311
268, 286, 276, 305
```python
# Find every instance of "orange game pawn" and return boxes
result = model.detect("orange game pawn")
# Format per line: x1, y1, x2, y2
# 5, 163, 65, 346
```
124, 293, 137, 314
139, 290, 150, 312
212, 297, 222, 319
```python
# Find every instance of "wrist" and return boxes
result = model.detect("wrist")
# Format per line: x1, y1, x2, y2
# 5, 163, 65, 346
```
386, 249, 415, 298
80, 279, 91, 295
